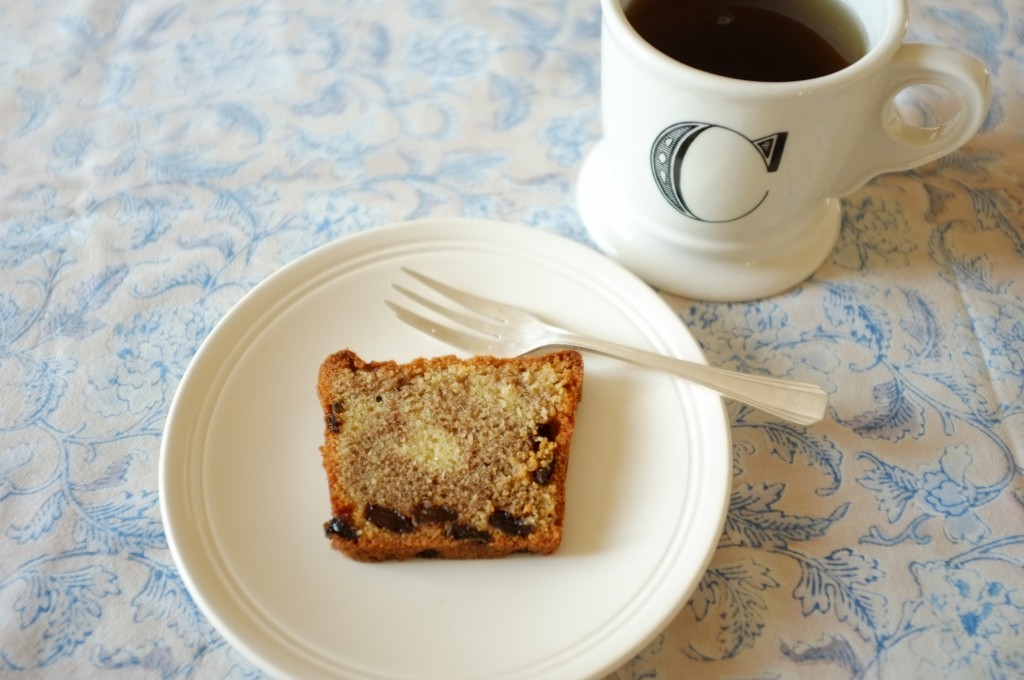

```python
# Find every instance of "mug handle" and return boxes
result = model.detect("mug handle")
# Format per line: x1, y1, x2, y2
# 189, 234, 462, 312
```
830, 43, 991, 197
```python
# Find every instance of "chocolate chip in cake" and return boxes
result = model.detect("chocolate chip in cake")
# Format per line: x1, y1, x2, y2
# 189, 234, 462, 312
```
416, 549, 441, 559
536, 418, 559, 443
326, 401, 346, 433
324, 515, 359, 541
532, 457, 555, 485
449, 523, 492, 543
488, 510, 534, 536
365, 504, 414, 533
413, 502, 457, 525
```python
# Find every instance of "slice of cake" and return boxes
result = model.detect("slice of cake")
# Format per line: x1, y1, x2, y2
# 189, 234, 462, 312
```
316, 349, 584, 561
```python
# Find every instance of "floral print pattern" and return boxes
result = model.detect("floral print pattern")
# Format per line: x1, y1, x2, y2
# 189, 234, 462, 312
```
2, 0, 1023, 678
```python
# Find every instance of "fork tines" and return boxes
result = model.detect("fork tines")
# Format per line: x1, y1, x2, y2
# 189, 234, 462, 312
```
386, 268, 505, 354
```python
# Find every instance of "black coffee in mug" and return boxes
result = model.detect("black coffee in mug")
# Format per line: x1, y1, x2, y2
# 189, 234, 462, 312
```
624, 0, 867, 82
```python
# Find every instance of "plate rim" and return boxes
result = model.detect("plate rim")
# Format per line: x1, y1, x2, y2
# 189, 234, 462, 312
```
159, 218, 731, 680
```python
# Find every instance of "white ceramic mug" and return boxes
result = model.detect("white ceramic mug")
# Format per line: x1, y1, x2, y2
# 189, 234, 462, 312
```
577, 0, 991, 301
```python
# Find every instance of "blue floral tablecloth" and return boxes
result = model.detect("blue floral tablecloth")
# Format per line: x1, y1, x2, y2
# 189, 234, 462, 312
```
2, 0, 1023, 678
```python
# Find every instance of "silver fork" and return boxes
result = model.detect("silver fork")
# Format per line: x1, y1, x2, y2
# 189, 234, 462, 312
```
386, 268, 828, 426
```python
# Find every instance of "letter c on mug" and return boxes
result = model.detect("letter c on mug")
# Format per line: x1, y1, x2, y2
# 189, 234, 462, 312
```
650, 123, 788, 223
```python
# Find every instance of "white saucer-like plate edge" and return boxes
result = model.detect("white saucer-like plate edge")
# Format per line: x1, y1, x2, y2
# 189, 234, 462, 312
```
159, 219, 730, 680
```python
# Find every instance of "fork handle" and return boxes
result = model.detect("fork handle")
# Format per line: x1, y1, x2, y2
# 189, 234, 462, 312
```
550, 331, 828, 426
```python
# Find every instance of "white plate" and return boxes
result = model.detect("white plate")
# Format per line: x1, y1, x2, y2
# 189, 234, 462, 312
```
160, 219, 730, 680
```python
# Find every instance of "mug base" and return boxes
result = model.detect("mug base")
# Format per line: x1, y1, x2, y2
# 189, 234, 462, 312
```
577, 140, 840, 302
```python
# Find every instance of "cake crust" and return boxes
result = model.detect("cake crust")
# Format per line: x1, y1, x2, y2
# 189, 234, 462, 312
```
316, 349, 583, 561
